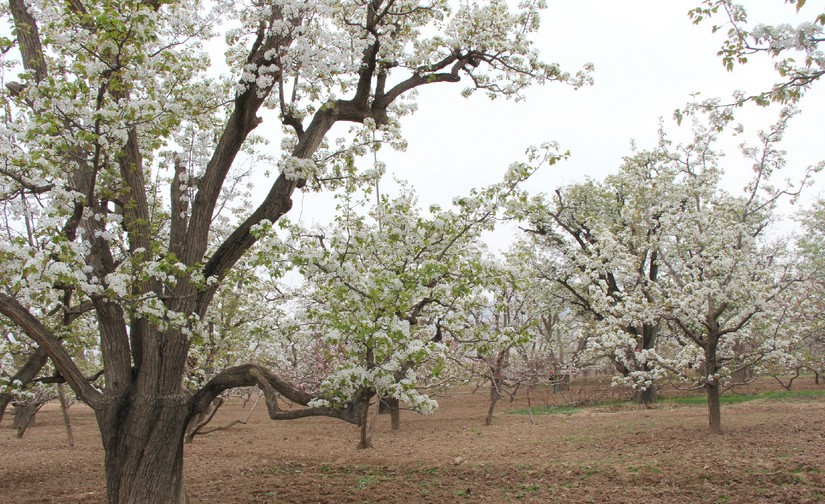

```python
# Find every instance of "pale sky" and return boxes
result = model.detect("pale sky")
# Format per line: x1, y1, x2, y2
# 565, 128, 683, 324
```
290, 1, 825, 249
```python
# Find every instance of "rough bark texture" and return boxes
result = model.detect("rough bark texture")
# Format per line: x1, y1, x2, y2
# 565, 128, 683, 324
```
358, 400, 373, 450
96, 393, 191, 504
0, 396, 12, 425
388, 398, 400, 431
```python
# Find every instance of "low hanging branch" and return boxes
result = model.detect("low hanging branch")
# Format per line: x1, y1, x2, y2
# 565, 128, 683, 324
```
191, 364, 370, 426
185, 392, 262, 444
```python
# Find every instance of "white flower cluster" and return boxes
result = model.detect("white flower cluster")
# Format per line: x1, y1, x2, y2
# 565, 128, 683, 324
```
278, 156, 317, 181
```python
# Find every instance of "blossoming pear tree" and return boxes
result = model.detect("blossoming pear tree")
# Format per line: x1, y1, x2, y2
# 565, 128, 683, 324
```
513, 109, 821, 429
0, 0, 589, 501
513, 144, 674, 405
785, 199, 825, 384
464, 250, 541, 426
642, 112, 820, 434
258, 152, 557, 445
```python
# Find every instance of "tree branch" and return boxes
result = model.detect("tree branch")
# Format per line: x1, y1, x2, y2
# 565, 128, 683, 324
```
8, 0, 47, 82
0, 294, 102, 407
191, 364, 367, 425
184, 26, 293, 266
0, 345, 48, 423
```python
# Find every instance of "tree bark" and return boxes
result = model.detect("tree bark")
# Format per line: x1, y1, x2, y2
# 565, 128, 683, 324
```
388, 398, 400, 431
485, 375, 502, 427
633, 384, 656, 406
96, 392, 191, 504
358, 400, 372, 449
706, 379, 723, 435
13, 403, 39, 437
631, 322, 658, 405
705, 329, 723, 435
0, 395, 11, 425
58, 384, 75, 446
378, 396, 401, 431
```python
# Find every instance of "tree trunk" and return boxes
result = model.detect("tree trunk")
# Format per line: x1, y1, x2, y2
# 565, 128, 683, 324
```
485, 376, 502, 427
552, 373, 570, 393
705, 338, 723, 435
0, 395, 13, 425
96, 393, 191, 504
633, 384, 656, 406
58, 384, 75, 446
730, 364, 753, 384
380, 397, 401, 431
358, 400, 373, 449
704, 330, 723, 435
706, 380, 723, 435
630, 322, 658, 406
13, 403, 38, 437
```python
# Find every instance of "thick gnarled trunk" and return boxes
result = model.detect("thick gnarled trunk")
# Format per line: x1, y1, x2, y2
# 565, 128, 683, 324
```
96, 392, 191, 504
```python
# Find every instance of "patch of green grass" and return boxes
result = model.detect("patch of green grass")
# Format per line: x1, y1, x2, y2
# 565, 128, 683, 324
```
269, 463, 304, 475
662, 395, 753, 405
515, 483, 541, 498
349, 466, 396, 490
509, 404, 582, 415
628, 463, 661, 475
662, 389, 825, 405
356, 475, 376, 489
509, 389, 825, 416
760, 389, 825, 400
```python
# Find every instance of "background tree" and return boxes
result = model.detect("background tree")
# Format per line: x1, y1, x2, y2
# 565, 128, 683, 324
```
265, 154, 551, 442
463, 243, 589, 424
790, 198, 825, 383
513, 146, 673, 405
645, 112, 818, 434
0, 1, 589, 502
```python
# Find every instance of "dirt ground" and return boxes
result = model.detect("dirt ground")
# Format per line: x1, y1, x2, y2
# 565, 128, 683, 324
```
1, 379, 823, 503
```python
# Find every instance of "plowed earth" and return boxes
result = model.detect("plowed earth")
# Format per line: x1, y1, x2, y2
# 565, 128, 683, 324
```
1, 380, 823, 503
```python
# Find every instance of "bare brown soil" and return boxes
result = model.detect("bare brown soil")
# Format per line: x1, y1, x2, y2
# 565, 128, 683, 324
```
1, 380, 823, 503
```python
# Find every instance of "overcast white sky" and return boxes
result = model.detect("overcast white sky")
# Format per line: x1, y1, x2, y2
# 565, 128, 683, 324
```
290, 1, 825, 249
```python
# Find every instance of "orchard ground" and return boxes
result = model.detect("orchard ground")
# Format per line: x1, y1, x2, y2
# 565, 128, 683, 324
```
1, 378, 823, 503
